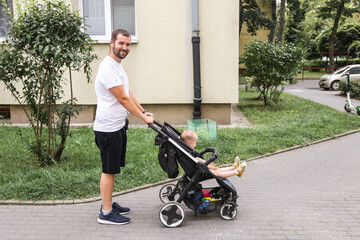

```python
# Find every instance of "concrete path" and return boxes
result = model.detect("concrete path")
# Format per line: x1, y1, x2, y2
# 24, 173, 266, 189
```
1, 131, 360, 240
284, 80, 360, 113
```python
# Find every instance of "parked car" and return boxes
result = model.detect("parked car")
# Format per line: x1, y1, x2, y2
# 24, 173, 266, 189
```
318, 64, 360, 90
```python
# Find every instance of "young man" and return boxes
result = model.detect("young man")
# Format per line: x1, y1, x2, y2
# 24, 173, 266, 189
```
93, 29, 154, 225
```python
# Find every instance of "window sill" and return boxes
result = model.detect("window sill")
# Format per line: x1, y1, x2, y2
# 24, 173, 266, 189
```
93, 39, 138, 44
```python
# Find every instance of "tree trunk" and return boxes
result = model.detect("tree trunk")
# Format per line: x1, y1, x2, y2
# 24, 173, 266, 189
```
239, 0, 243, 37
277, 0, 286, 43
268, 0, 277, 43
328, 0, 345, 73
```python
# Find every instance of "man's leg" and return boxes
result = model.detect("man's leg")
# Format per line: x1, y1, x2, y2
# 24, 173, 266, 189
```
100, 173, 115, 212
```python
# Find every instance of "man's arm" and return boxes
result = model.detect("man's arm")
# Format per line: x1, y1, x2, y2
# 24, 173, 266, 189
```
109, 86, 153, 124
129, 90, 144, 113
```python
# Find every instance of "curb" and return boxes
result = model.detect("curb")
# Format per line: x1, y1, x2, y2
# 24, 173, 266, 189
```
1, 128, 360, 206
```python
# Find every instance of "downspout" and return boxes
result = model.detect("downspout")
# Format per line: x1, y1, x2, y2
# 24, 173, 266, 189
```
192, 0, 202, 119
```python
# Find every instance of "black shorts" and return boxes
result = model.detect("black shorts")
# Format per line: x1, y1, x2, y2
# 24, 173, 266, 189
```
94, 120, 128, 174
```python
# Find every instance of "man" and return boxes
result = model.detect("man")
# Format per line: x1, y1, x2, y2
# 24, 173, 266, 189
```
93, 29, 154, 225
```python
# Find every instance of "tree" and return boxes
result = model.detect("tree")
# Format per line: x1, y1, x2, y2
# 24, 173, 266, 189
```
318, 0, 360, 73
276, 0, 286, 43
268, 0, 277, 43
315, 23, 360, 59
239, 0, 274, 37
284, 0, 306, 44
240, 40, 304, 106
0, 0, 97, 165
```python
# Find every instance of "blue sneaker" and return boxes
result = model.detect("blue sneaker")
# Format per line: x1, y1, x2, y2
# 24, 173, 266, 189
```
97, 209, 130, 225
112, 202, 130, 215
100, 202, 130, 215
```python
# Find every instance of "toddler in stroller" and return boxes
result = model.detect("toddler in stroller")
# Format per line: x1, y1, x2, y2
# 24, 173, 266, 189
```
149, 121, 245, 227
180, 129, 247, 178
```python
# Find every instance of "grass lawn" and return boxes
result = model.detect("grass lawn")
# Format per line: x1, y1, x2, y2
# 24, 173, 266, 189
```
1, 88, 360, 201
293, 70, 328, 81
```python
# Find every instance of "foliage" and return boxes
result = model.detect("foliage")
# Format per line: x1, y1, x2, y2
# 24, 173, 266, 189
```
284, 0, 306, 44
303, 58, 360, 71
240, 40, 304, 105
339, 80, 360, 99
348, 40, 360, 58
239, 0, 274, 37
317, 0, 360, 72
0, 0, 97, 166
315, 23, 360, 57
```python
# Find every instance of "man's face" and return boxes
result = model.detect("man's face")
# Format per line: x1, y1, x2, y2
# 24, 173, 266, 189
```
111, 34, 131, 60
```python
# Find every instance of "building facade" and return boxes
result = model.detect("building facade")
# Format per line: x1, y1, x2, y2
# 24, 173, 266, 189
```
0, 0, 240, 125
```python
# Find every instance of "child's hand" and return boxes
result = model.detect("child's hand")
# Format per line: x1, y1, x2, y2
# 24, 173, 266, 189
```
208, 163, 219, 170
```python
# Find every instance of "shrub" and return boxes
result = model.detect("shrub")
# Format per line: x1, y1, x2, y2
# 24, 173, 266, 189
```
240, 40, 304, 105
0, 0, 97, 165
339, 80, 360, 99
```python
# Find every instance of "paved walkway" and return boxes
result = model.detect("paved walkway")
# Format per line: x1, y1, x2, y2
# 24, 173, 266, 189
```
1, 82, 360, 240
284, 80, 360, 113
1, 131, 360, 240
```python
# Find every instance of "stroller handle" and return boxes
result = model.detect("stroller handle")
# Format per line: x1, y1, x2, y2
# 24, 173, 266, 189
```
148, 120, 169, 138
199, 148, 218, 166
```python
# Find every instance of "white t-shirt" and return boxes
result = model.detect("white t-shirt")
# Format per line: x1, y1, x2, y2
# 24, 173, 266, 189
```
93, 56, 130, 132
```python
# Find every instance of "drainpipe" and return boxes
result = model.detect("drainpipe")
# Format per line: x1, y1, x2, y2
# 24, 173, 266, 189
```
192, 0, 202, 120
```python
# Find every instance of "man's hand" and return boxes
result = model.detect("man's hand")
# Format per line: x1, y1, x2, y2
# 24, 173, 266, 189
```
143, 112, 154, 124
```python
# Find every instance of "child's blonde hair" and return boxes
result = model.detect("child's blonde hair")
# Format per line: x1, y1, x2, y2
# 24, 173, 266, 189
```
180, 129, 198, 144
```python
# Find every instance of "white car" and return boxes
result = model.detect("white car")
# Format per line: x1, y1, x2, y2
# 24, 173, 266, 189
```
318, 64, 360, 90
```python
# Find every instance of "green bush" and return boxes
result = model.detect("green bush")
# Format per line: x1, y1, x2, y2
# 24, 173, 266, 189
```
240, 40, 304, 106
304, 59, 360, 72
0, 0, 97, 165
339, 80, 360, 99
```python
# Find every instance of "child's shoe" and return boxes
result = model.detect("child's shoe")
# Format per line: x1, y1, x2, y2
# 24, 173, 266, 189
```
236, 161, 247, 177
233, 156, 240, 168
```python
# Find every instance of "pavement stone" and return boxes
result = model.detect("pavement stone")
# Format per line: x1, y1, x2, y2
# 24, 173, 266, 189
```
1, 131, 360, 240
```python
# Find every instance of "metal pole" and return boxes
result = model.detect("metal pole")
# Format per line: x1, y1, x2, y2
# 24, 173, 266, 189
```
192, 0, 202, 120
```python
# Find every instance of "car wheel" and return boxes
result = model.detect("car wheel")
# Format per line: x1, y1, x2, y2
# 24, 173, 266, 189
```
330, 81, 340, 91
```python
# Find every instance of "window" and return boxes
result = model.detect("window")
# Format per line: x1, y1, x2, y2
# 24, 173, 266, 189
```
80, 0, 136, 42
0, 0, 13, 39
350, 67, 360, 75
0, 105, 10, 119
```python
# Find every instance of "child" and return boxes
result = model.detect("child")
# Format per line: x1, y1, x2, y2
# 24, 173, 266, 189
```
180, 129, 246, 178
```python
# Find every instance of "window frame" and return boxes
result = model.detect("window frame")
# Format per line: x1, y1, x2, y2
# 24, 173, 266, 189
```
78, 0, 137, 43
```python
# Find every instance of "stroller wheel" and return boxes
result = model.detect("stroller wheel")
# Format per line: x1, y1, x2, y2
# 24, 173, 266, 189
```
159, 202, 185, 228
219, 203, 237, 220
159, 183, 179, 203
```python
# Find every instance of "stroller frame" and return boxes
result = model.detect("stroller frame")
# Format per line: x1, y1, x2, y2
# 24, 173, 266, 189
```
149, 121, 239, 227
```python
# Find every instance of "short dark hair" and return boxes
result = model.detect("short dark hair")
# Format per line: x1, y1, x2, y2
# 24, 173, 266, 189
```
111, 29, 131, 42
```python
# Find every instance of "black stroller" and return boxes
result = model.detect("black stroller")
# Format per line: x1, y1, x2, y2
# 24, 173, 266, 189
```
149, 121, 238, 227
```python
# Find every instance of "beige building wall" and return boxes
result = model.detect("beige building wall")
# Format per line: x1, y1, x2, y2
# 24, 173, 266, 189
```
1, 0, 239, 125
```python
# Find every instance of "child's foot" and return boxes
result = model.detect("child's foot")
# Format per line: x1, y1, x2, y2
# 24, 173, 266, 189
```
236, 161, 247, 177
233, 156, 240, 168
